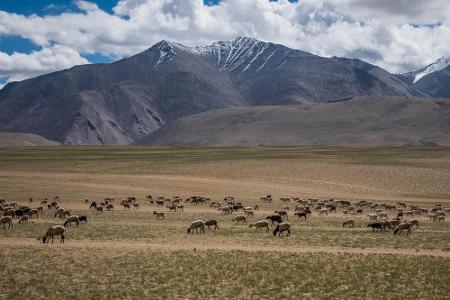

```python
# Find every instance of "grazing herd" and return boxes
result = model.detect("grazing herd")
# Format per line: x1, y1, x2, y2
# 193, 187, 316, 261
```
0, 194, 448, 244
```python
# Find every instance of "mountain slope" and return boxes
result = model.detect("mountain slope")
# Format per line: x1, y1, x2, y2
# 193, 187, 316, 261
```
0, 132, 61, 146
0, 37, 425, 145
400, 57, 450, 98
136, 97, 450, 147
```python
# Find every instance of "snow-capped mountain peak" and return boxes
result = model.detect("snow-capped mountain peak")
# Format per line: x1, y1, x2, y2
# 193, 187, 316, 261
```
413, 57, 450, 83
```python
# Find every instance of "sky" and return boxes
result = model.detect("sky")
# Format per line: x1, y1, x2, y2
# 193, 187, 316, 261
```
0, 0, 449, 87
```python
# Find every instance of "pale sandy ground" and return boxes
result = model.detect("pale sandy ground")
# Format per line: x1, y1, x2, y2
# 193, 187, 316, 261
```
1, 238, 449, 258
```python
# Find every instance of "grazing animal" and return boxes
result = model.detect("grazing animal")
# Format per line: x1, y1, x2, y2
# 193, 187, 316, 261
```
89, 202, 97, 209
434, 215, 445, 222
244, 209, 254, 218
95, 206, 103, 214
176, 205, 184, 212
18, 215, 29, 224
1, 216, 13, 229
167, 204, 177, 212
187, 220, 205, 234
377, 212, 388, 220
64, 216, 80, 227
54, 208, 70, 219
219, 207, 232, 215
42, 225, 65, 243
153, 211, 165, 219
29, 209, 39, 219
294, 212, 308, 220
273, 222, 291, 237
367, 222, 382, 231
394, 223, 413, 235
232, 215, 247, 224
266, 214, 283, 225
105, 203, 114, 211
249, 220, 270, 232
274, 210, 288, 219
343, 219, 355, 227
319, 208, 328, 216
79, 215, 88, 223
205, 219, 219, 230
409, 219, 419, 228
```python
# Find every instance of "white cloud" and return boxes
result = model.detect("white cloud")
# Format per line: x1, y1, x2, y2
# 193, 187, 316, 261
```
0, 45, 89, 83
0, 0, 449, 84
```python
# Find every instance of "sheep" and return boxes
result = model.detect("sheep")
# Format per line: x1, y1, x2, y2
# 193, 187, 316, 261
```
205, 219, 219, 230
18, 215, 29, 224
249, 220, 270, 232
342, 219, 355, 227
273, 222, 291, 237
367, 222, 382, 231
209, 201, 221, 208
266, 214, 283, 225
404, 211, 414, 218
54, 208, 64, 218
294, 211, 308, 220
29, 209, 39, 219
187, 220, 205, 234
433, 215, 445, 222
244, 209, 254, 218
274, 210, 289, 219
1, 216, 13, 229
153, 211, 165, 219
219, 206, 232, 215
167, 204, 177, 212
232, 215, 247, 224
79, 215, 88, 223
319, 208, 328, 216
409, 219, 419, 228
377, 212, 388, 220
42, 225, 65, 243
394, 223, 412, 235
64, 216, 80, 227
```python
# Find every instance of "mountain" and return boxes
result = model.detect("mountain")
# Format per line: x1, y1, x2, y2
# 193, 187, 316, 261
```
0, 37, 425, 145
136, 97, 450, 147
0, 132, 61, 146
400, 57, 450, 98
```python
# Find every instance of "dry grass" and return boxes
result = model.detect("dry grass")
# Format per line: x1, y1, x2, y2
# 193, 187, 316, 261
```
0, 146, 449, 299
1, 246, 449, 299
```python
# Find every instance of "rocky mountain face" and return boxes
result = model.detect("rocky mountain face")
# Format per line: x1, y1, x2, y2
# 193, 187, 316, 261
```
0, 37, 429, 145
399, 57, 450, 98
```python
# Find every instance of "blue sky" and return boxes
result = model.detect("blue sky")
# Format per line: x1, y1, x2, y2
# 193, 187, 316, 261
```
0, 0, 448, 86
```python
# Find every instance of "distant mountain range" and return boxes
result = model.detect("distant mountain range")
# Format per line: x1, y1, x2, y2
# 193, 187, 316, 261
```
0, 37, 448, 146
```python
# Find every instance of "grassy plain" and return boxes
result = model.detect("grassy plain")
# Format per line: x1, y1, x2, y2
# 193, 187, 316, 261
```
0, 146, 449, 299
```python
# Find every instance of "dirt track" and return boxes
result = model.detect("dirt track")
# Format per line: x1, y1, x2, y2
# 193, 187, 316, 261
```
1, 238, 449, 258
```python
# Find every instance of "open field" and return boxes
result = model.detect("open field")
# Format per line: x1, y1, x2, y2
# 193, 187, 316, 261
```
0, 146, 450, 299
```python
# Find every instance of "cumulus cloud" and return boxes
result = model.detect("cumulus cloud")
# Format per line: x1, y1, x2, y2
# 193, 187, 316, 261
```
0, 45, 88, 83
0, 0, 449, 84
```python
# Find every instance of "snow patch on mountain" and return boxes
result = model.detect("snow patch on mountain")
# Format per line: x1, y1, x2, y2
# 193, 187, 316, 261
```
414, 57, 450, 83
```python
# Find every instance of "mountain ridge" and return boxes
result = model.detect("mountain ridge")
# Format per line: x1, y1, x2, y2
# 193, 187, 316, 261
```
0, 37, 435, 145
